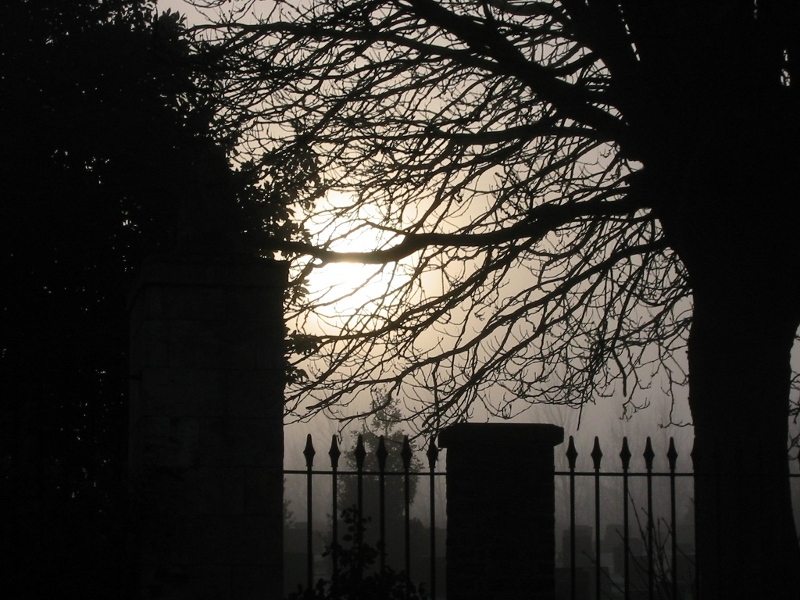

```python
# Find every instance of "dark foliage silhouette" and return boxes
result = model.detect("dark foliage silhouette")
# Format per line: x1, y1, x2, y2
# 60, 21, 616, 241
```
0, 1, 292, 595
287, 507, 428, 600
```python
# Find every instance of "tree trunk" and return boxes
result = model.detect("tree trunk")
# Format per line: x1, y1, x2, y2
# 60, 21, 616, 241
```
687, 286, 800, 599
640, 57, 800, 594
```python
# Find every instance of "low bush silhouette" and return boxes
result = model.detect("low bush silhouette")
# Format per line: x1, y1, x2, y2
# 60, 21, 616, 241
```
288, 507, 428, 600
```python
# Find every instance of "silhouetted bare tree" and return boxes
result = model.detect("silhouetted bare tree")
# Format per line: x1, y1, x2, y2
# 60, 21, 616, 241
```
197, 2, 800, 597
338, 396, 425, 571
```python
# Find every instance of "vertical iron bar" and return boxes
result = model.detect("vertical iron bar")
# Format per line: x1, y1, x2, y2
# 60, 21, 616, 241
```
644, 437, 655, 600
620, 437, 632, 600
354, 434, 366, 583
667, 438, 678, 600
427, 439, 439, 600
591, 437, 603, 600
691, 439, 699, 600
329, 435, 341, 596
566, 437, 578, 600
377, 435, 388, 574
401, 436, 413, 599
303, 435, 316, 591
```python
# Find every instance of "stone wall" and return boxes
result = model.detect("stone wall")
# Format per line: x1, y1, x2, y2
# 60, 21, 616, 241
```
128, 255, 285, 600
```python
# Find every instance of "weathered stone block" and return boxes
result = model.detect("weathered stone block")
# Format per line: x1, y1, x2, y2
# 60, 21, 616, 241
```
256, 320, 288, 370
196, 417, 283, 468
169, 318, 258, 370
154, 368, 227, 418
138, 564, 233, 600
168, 515, 276, 565
133, 416, 200, 469
163, 286, 226, 321
224, 369, 284, 419
221, 287, 272, 319
232, 565, 282, 600
180, 466, 246, 516
130, 318, 170, 371
243, 466, 284, 515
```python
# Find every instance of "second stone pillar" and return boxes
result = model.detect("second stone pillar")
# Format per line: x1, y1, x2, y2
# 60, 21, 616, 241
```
439, 423, 564, 600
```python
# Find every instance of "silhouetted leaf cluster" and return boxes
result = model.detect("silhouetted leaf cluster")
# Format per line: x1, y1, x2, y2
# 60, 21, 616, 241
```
288, 507, 428, 600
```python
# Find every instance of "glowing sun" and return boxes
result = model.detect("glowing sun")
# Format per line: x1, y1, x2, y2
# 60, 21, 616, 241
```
299, 192, 410, 332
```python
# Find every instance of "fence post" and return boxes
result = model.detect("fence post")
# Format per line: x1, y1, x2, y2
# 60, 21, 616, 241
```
128, 255, 286, 599
439, 423, 564, 600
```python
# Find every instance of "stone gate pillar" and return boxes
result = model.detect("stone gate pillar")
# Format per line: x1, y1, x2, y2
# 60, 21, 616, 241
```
439, 423, 564, 600
128, 254, 286, 600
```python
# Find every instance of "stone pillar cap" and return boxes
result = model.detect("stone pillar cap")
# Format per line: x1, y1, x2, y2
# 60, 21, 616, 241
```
439, 422, 564, 448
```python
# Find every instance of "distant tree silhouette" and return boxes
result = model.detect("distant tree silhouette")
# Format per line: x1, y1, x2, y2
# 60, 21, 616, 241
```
199, 2, 800, 598
0, 1, 296, 596
338, 397, 425, 571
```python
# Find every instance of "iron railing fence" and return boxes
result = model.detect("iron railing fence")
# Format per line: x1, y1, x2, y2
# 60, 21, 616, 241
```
284, 434, 445, 599
286, 433, 800, 600
556, 436, 696, 600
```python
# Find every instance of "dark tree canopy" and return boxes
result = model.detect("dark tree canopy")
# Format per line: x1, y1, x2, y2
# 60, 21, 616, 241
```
199, 1, 800, 597
0, 1, 292, 595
